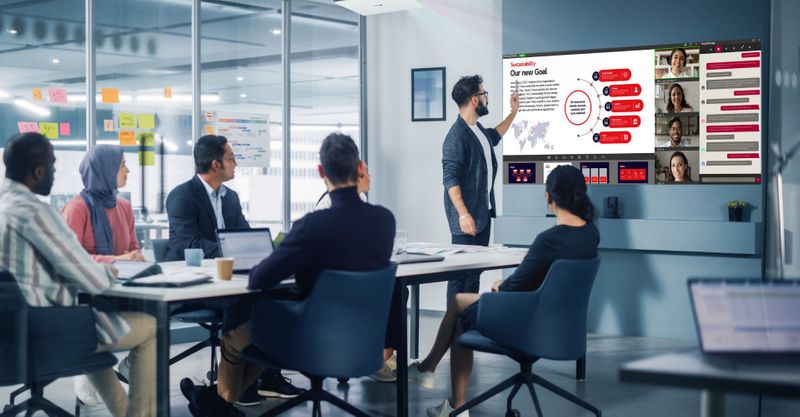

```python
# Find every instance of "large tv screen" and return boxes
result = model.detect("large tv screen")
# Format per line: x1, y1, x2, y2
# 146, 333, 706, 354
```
502, 39, 762, 185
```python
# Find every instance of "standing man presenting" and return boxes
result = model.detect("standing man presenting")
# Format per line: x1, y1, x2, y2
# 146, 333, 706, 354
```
442, 75, 519, 301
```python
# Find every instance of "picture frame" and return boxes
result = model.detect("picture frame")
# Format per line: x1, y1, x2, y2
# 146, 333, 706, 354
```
411, 67, 446, 122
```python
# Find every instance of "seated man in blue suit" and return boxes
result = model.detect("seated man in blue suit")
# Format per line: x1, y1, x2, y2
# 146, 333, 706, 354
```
165, 134, 249, 261
180, 133, 396, 417
166, 135, 302, 408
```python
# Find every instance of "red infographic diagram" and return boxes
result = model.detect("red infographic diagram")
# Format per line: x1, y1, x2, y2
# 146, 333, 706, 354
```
503, 49, 655, 157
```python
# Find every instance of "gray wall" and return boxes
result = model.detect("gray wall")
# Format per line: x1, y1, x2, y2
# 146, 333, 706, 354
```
499, 0, 770, 340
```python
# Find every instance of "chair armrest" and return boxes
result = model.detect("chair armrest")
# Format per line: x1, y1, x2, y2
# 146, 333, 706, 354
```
476, 291, 540, 351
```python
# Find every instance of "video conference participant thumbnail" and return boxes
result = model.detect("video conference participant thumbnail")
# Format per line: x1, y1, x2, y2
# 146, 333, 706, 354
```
655, 114, 699, 148
654, 81, 699, 113
655, 149, 699, 183
655, 47, 700, 79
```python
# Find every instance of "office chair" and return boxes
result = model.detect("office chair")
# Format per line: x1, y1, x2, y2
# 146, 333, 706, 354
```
240, 264, 398, 417
0, 270, 118, 417
452, 258, 602, 417
150, 238, 224, 382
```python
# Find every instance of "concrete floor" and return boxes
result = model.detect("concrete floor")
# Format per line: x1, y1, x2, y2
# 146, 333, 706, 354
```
3, 312, 799, 417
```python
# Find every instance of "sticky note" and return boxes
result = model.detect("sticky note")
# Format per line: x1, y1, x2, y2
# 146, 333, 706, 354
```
164, 87, 172, 98
17, 122, 39, 133
103, 119, 114, 132
59, 123, 71, 136
139, 132, 155, 147
204, 112, 214, 122
138, 113, 155, 129
119, 131, 136, 146
32, 88, 43, 101
48, 88, 67, 104
38, 122, 58, 139
101, 88, 120, 104
204, 124, 215, 135
138, 151, 155, 166
119, 113, 136, 129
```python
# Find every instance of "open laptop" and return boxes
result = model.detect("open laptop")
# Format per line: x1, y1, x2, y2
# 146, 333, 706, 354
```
217, 228, 275, 273
688, 279, 800, 359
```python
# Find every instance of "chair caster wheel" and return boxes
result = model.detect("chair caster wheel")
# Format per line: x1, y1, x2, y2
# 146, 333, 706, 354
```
4, 404, 12, 412
337, 378, 350, 384
505, 409, 520, 417
207, 371, 217, 382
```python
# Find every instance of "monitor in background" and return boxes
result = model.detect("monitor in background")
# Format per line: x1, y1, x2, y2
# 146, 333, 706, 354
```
217, 228, 274, 273
688, 279, 800, 354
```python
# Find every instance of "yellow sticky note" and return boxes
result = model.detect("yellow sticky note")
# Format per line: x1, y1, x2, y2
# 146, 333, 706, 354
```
138, 151, 155, 166
101, 88, 120, 104
32, 88, 43, 101
138, 114, 155, 129
204, 124, 215, 135
163, 87, 172, 98
119, 131, 136, 146
139, 132, 155, 147
119, 113, 136, 129
38, 122, 58, 139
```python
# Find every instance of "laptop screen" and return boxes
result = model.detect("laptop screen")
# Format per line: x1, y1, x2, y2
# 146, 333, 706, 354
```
689, 279, 800, 353
217, 228, 274, 272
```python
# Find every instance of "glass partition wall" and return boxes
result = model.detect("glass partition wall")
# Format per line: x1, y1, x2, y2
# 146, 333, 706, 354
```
0, 0, 363, 241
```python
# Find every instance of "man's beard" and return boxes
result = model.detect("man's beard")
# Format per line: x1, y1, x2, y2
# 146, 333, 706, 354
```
476, 102, 489, 117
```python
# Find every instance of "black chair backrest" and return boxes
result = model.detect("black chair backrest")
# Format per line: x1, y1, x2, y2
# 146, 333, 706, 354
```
152, 239, 169, 262
0, 270, 28, 385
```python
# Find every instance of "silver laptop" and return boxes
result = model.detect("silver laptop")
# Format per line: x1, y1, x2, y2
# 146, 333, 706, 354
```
688, 279, 800, 355
217, 228, 274, 273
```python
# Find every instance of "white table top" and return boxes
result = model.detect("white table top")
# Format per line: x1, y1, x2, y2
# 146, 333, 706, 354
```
102, 246, 527, 302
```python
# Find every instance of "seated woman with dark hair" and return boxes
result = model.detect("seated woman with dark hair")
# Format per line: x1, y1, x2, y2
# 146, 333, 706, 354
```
409, 165, 600, 417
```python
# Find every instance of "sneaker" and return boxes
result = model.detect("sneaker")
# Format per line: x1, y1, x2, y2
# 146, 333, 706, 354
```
73, 375, 99, 407
426, 399, 469, 417
408, 361, 434, 389
386, 353, 397, 371
117, 355, 130, 381
180, 378, 244, 417
257, 374, 305, 399
234, 382, 263, 407
368, 361, 397, 383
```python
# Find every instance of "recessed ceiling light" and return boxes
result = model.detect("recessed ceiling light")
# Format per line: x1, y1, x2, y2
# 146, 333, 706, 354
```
51, 58, 61, 64
236, 76, 244, 82
271, 29, 281, 36
240, 93, 247, 98
7, 29, 18, 35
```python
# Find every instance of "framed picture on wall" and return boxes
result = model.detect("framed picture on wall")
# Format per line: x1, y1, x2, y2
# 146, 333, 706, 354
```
411, 67, 446, 121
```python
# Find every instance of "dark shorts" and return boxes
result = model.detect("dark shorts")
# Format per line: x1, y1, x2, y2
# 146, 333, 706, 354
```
459, 301, 480, 332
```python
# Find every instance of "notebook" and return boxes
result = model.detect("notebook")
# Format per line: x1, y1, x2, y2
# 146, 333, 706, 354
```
122, 271, 212, 287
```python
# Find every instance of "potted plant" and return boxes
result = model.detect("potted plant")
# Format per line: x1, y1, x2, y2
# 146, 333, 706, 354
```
727, 200, 748, 222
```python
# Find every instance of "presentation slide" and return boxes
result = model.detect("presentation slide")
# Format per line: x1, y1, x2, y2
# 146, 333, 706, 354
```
502, 50, 655, 157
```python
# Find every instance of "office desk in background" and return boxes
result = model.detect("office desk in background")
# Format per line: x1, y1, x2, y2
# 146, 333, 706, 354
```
100, 247, 527, 417
619, 350, 800, 417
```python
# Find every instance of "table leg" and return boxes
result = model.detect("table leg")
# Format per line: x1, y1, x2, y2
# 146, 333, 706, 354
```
576, 356, 586, 380
154, 301, 171, 417
395, 278, 409, 417
700, 389, 725, 417
410, 284, 420, 359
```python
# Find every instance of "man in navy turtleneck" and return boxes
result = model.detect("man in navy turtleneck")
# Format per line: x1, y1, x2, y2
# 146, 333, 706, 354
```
180, 133, 395, 417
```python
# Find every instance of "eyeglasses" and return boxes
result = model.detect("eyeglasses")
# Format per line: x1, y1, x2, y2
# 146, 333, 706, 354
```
473, 91, 489, 98
669, 127, 681, 132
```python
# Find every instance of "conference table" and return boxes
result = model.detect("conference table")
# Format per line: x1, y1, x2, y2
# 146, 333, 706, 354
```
619, 350, 800, 417
100, 245, 527, 417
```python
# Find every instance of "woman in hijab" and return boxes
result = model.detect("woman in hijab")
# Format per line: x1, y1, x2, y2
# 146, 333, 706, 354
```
62, 145, 142, 406
62, 144, 143, 263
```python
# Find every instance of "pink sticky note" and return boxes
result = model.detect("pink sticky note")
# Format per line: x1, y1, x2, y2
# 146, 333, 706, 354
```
17, 122, 39, 133
48, 88, 68, 104
59, 122, 71, 136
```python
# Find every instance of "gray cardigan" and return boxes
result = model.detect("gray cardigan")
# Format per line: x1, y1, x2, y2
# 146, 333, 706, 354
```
442, 115, 501, 235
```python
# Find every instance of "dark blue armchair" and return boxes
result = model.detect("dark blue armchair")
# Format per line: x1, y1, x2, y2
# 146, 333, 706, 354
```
453, 258, 602, 417
240, 264, 398, 417
0, 270, 117, 417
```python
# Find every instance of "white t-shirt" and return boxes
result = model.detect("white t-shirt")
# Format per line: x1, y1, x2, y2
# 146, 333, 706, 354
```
469, 124, 493, 208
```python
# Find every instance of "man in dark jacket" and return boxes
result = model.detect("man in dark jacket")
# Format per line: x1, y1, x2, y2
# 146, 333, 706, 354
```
180, 133, 395, 417
442, 74, 519, 301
